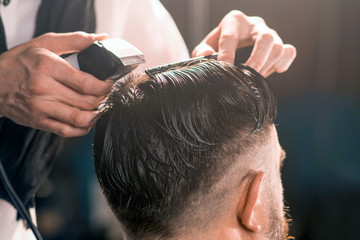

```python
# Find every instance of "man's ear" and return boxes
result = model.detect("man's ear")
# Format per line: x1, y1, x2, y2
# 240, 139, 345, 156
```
237, 171, 266, 232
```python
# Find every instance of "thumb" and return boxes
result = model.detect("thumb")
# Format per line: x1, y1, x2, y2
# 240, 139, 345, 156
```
191, 43, 216, 58
33, 31, 108, 55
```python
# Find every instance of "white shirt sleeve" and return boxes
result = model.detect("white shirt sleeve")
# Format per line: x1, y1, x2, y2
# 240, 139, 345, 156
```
0, 0, 41, 49
0, 199, 36, 240
95, 0, 190, 74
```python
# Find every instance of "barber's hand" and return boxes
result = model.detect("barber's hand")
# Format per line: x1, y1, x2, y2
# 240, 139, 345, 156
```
192, 10, 296, 77
0, 32, 112, 137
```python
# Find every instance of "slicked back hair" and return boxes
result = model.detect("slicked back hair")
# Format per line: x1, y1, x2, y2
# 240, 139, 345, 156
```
93, 61, 277, 240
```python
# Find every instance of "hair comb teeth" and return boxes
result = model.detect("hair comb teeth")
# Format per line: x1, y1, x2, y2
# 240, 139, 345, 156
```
145, 53, 218, 76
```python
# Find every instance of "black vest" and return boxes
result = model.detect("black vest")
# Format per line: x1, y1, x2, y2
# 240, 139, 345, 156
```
0, 0, 96, 209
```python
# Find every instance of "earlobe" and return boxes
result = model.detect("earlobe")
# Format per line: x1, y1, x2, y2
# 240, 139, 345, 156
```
237, 171, 265, 232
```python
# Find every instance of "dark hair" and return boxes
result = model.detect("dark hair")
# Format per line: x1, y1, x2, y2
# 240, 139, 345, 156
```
93, 61, 276, 239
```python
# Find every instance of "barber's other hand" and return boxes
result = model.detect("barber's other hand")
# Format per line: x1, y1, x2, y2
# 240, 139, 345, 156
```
0, 32, 111, 137
192, 10, 297, 77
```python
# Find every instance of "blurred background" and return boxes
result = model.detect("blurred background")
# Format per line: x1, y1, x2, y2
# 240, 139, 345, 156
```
36, 0, 360, 239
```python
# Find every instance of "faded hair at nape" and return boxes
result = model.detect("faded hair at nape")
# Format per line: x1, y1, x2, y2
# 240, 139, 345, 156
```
93, 60, 277, 239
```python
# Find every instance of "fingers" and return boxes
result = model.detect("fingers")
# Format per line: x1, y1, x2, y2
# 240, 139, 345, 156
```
50, 80, 104, 110
33, 31, 108, 55
191, 42, 216, 58
41, 101, 97, 137
245, 28, 285, 75
216, 11, 250, 64
263, 45, 297, 77
29, 50, 112, 97
40, 118, 91, 137
245, 31, 276, 72
192, 12, 246, 63
52, 57, 113, 97
47, 102, 97, 128
243, 20, 296, 77
24, 40, 113, 98
191, 10, 297, 76
217, 30, 239, 64
257, 43, 284, 76
191, 27, 219, 58
273, 44, 297, 73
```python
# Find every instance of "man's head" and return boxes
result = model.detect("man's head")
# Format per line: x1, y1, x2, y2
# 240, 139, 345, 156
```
93, 61, 288, 240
